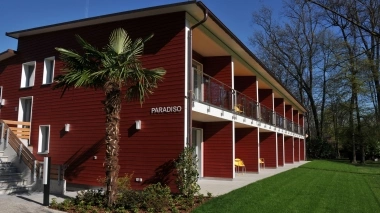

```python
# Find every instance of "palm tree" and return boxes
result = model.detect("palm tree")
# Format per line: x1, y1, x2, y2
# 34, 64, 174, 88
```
54, 28, 166, 206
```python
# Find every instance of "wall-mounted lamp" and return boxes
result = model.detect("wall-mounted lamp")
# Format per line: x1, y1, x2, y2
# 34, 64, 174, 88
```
65, 124, 70, 132
0, 99, 4, 106
135, 120, 141, 130
305, 134, 308, 138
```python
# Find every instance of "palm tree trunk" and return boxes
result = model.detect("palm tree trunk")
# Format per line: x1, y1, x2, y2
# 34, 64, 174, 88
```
104, 84, 121, 206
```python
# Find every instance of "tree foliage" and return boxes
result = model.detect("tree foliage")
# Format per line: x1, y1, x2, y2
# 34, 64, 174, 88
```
55, 28, 166, 206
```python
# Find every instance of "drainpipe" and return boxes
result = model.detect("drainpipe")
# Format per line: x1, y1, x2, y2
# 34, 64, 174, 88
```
187, 4, 208, 147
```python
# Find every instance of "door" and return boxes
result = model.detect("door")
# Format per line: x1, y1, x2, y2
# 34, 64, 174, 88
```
192, 128, 203, 177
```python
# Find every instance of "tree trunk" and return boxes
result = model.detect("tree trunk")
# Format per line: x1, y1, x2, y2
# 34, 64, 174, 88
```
104, 84, 121, 206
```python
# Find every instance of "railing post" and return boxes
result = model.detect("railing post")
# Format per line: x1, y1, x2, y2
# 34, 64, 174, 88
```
5, 128, 9, 149
33, 160, 37, 182
19, 143, 23, 159
0, 123, 4, 144
258, 103, 261, 121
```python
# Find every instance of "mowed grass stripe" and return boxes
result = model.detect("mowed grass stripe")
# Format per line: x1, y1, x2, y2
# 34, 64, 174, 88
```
193, 160, 380, 213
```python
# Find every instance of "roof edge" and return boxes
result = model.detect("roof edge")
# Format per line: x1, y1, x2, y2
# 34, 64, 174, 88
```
6, 1, 194, 39
195, 2, 307, 112
0, 49, 17, 62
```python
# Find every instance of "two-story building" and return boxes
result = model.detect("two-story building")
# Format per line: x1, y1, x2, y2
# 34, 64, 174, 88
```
0, 1, 306, 191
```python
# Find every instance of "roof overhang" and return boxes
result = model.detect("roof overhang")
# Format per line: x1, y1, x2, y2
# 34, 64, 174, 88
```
0, 49, 16, 61
5, 1, 306, 112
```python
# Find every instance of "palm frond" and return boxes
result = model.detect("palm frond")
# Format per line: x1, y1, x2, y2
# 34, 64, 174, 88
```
108, 28, 132, 55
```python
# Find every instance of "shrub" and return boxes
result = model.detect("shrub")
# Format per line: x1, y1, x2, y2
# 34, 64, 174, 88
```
142, 182, 174, 213
175, 146, 201, 206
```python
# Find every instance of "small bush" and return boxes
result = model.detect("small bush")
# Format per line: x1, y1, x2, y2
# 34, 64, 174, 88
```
143, 182, 174, 212
73, 188, 106, 207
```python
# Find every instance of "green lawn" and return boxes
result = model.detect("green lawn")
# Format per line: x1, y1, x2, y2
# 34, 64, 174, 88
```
193, 160, 380, 213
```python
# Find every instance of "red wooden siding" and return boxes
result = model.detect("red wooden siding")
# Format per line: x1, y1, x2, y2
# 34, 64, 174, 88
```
203, 56, 232, 87
259, 132, 277, 168
259, 89, 273, 109
274, 98, 284, 116
293, 110, 299, 124
277, 133, 284, 166
294, 138, 300, 162
299, 114, 304, 127
235, 128, 258, 172
234, 76, 257, 101
284, 136, 294, 163
203, 122, 233, 178
285, 105, 292, 120
300, 139, 305, 160
0, 12, 187, 190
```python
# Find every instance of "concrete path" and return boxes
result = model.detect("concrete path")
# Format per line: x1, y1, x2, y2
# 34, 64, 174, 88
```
0, 191, 77, 213
198, 161, 309, 196
0, 161, 309, 212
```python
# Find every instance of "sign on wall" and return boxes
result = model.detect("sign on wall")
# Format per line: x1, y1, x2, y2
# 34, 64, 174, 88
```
151, 106, 182, 114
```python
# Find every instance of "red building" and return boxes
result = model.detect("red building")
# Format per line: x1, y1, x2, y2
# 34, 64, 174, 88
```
0, 1, 306, 192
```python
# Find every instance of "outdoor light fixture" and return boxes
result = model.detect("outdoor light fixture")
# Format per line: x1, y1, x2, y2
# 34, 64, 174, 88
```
65, 124, 70, 132
135, 120, 141, 130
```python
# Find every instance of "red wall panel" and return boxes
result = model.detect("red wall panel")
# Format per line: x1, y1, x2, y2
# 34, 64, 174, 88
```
274, 98, 284, 116
235, 128, 258, 172
300, 139, 305, 161
259, 132, 277, 168
284, 136, 294, 163
0, 12, 187, 190
294, 138, 300, 162
285, 105, 292, 120
277, 133, 284, 166
293, 110, 299, 124
203, 122, 233, 178
203, 56, 232, 87
299, 114, 304, 127
234, 76, 257, 101
259, 89, 273, 109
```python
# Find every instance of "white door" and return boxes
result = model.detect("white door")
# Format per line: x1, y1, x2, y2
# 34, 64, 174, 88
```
192, 128, 203, 177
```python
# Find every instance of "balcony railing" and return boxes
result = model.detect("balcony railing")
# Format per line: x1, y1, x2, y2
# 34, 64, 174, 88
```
193, 70, 303, 135
276, 113, 285, 129
234, 90, 259, 120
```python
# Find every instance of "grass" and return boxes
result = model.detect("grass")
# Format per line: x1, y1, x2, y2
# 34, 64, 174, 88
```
193, 160, 380, 213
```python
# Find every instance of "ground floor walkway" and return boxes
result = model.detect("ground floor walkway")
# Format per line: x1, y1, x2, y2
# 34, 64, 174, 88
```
198, 161, 310, 196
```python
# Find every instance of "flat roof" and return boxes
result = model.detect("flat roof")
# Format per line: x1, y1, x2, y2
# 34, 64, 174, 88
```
5, 1, 306, 112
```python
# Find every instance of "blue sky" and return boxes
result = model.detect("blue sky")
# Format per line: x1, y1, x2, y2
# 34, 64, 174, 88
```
0, 0, 283, 52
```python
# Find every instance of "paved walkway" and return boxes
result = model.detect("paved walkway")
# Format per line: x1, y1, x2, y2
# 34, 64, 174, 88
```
0, 161, 308, 212
198, 161, 310, 196
0, 191, 77, 213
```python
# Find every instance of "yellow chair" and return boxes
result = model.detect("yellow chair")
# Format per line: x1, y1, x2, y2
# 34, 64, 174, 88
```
235, 158, 246, 174
234, 104, 243, 114
259, 158, 265, 169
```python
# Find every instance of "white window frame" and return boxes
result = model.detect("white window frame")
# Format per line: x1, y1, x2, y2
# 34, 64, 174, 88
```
43, 57, 55, 84
38, 125, 50, 154
21, 61, 36, 88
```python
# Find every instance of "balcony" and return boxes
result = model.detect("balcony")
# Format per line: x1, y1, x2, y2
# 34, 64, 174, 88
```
193, 70, 303, 135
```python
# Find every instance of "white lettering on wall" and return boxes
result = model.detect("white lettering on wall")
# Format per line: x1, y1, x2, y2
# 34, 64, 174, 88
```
151, 106, 182, 114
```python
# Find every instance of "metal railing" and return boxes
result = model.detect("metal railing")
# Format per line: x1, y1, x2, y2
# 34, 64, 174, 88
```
260, 104, 275, 125
275, 113, 285, 129
234, 90, 259, 120
193, 70, 304, 135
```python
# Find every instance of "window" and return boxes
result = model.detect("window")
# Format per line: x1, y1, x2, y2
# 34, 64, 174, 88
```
43, 57, 55, 84
38, 125, 50, 153
21, 61, 36, 88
